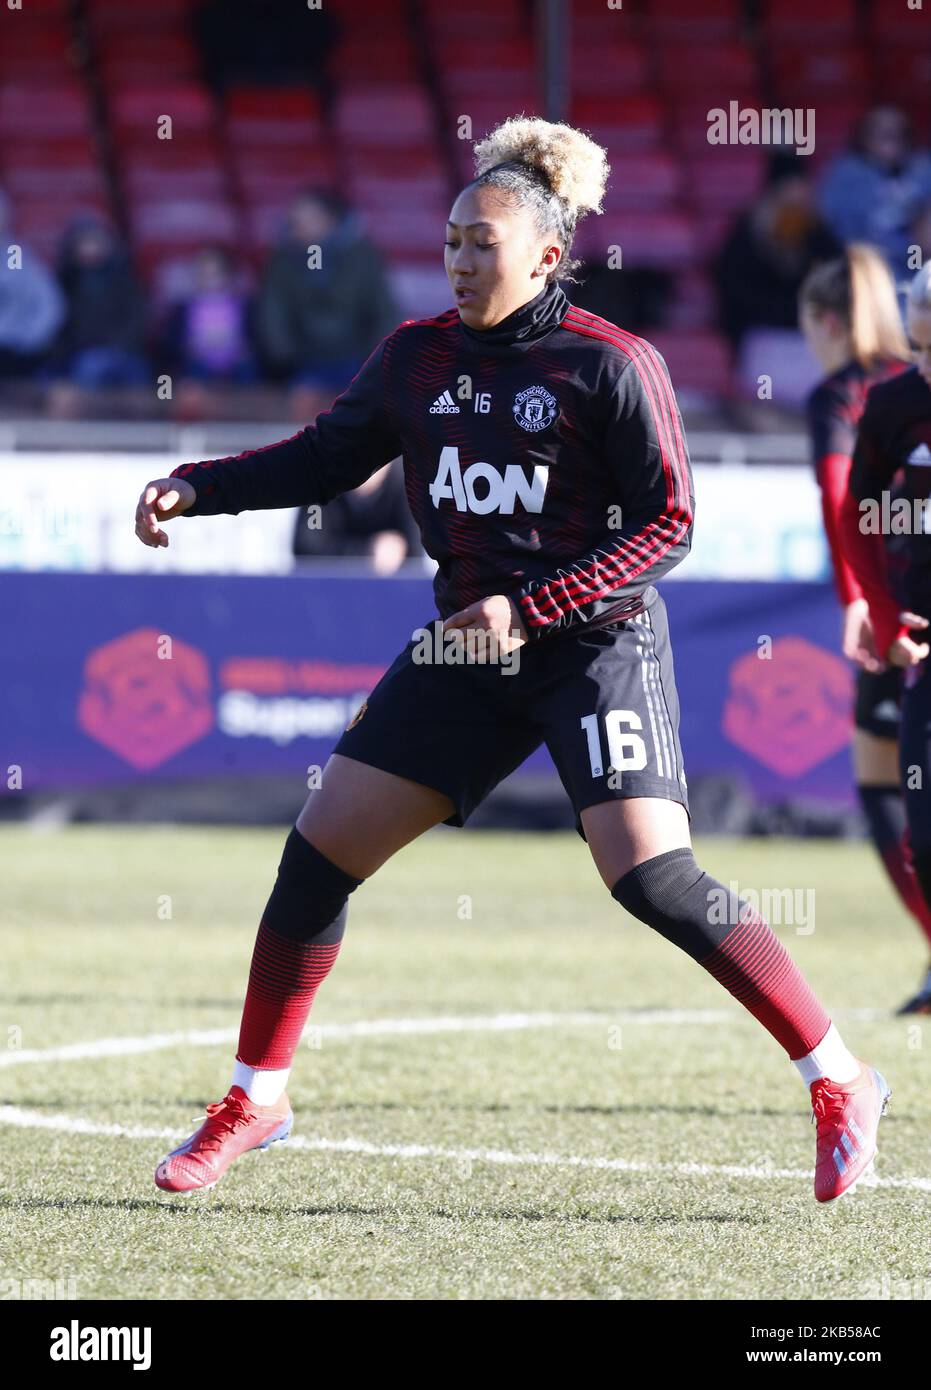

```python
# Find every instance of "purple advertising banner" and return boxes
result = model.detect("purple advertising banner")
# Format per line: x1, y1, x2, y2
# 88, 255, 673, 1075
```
2, 573, 858, 806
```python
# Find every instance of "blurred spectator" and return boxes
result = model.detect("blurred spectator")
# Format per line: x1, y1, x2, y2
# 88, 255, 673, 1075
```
194, 0, 336, 89
161, 247, 256, 383
573, 261, 672, 334
715, 151, 841, 354
819, 106, 931, 276
256, 189, 400, 392
52, 217, 148, 387
293, 459, 421, 574
0, 188, 65, 378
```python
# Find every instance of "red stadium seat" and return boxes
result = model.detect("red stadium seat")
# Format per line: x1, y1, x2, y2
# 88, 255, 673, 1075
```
874, 44, 931, 123
576, 211, 698, 271
332, 85, 436, 148
0, 83, 91, 137
225, 88, 325, 150
433, 36, 534, 91
235, 150, 339, 204
12, 195, 111, 260
84, 0, 197, 25
420, 0, 524, 40
648, 330, 734, 399
770, 44, 872, 104
655, 41, 758, 94
569, 95, 667, 152
684, 151, 767, 213
759, 0, 859, 42
865, 0, 928, 43
666, 271, 718, 331
643, 0, 743, 41
0, 25, 75, 77
329, 35, 419, 82
130, 199, 240, 246
109, 84, 215, 137
98, 32, 200, 82
360, 205, 452, 265
570, 40, 650, 95
602, 153, 683, 211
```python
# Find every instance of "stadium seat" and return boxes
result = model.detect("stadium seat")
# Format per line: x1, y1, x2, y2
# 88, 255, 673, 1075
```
575, 210, 698, 271
759, 0, 860, 42
655, 40, 758, 95
602, 153, 683, 211
109, 84, 215, 138
0, 25, 75, 78
570, 40, 650, 95
769, 44, 871, 104
643, 0, 743, 42
98, 32, 200, 83
648, 329, 734, 399
0, 83, 92, 137
569, 95, 667, 152
684, 151, 767, 214
329, 35, 420, 82
11, 194, 110, 260
332, 85, 437, 149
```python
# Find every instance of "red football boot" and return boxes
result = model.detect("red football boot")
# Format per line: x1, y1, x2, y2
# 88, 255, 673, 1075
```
811, 1063, 891, 1203
155, 1085, 292, 1193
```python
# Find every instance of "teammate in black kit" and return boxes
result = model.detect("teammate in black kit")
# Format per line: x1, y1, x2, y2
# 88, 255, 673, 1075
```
136, 118, 888, 1204
799, 246, 931, 1012
842, 261, 931, 1011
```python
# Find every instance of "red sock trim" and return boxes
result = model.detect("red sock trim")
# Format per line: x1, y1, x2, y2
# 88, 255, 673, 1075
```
700, 911, 831, 1057
237, 920, 341, 1070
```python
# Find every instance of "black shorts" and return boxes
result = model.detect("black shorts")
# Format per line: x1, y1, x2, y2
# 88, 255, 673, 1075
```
854, 666, 904, 738
332, 594, 690, 839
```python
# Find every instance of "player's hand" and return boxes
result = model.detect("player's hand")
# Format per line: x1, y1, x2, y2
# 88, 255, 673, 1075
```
442, 594, 527, 660
887, 611, 930, 668
134, 477, 196, 548
842, 597, 884, 673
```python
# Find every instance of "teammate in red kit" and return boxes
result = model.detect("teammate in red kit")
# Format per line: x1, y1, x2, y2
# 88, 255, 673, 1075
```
136, 118, 889, 1203
800, 246, 931, 1012
841, 260, 931, 1011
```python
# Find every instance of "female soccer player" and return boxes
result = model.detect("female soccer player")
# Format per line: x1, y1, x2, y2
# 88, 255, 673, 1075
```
800, 246, 931, 1012
841, 260, 931, 1006
135, 118, 889, 1203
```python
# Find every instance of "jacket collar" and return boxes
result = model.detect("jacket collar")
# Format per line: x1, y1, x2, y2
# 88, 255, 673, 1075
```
457, 279, 569, 350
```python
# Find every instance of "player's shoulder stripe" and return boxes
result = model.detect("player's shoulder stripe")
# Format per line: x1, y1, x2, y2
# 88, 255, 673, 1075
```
562, 305, 654, 364
394, 307, 460, 334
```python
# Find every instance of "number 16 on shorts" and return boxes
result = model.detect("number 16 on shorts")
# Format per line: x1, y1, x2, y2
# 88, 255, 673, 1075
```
581, 710, 647, 780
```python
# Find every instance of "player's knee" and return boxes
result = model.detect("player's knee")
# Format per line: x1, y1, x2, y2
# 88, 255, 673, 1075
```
609, 847, 725, 959
263, 825, 364, 944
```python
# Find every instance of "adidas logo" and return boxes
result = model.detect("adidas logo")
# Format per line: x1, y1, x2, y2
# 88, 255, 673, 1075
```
429, 390, 460, 414
872, 699, 900, 722
908, 442, 931, 466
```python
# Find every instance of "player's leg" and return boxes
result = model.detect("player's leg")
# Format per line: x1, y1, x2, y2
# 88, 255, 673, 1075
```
852, 670, 931, 989
542, 599, 889, 1201
155, 757, 455, 1193
156, 625, 542, 1192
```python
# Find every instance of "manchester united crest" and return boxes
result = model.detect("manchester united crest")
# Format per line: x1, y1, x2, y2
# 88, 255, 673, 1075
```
513, 384, 557, 433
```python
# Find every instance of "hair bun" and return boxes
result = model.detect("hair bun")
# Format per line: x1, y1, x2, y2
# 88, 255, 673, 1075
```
473, 116, 609, 218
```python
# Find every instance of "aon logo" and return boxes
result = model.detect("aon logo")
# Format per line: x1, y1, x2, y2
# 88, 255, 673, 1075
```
428, 446, 549, 515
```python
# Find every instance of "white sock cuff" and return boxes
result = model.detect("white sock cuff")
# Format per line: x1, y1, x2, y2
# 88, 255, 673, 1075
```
232, 1059, 290, 1106
793, 1022, 860, 1086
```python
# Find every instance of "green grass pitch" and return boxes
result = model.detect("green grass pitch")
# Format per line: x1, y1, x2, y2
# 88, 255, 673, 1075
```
1, 825, 929, 1301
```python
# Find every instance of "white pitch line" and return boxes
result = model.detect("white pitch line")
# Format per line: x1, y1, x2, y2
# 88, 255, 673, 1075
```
0, 1009, 731, 1069
1, 1103, 928, 1195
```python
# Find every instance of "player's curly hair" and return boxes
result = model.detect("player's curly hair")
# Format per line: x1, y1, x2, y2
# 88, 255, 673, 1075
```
466, 115, 610, 286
